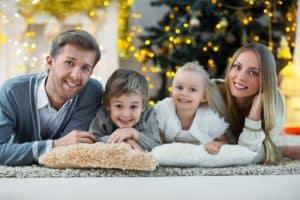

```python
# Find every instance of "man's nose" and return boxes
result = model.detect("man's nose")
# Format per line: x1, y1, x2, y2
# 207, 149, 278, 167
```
70, 67, 81, 80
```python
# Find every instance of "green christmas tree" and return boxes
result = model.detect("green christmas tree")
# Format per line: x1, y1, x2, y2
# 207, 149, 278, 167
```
137, 0, 296, 99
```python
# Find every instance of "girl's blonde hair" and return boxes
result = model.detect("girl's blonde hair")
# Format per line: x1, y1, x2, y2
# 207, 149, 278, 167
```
208, 43, 285, 164
174, 61, 210, 102
103, 69, 148, 110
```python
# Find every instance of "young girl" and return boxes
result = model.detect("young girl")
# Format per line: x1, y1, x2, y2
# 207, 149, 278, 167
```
154, 62, 228, 154
89, 69, 161, 151
208, 43, 286, 164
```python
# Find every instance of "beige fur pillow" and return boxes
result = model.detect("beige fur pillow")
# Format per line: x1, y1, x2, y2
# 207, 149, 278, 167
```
39, 142, 157, 171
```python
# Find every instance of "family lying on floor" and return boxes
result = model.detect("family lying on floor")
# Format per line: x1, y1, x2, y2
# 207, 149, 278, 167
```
0, 29, 299, 168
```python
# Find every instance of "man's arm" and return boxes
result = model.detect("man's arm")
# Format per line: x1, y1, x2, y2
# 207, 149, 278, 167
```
0, 82, 50, 165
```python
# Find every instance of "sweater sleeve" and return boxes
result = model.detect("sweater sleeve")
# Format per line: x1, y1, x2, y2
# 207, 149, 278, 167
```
136, 108, 162, 151
238, 118, 266, 152
0, 82, 49, 165
88, 107, 109, 138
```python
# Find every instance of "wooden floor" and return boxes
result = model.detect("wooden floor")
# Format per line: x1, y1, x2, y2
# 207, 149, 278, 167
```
1, 175, 300, 200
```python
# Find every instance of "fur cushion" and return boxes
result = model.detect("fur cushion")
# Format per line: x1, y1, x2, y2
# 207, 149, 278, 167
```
39, 142, 157, 171
152, 143, 258, 167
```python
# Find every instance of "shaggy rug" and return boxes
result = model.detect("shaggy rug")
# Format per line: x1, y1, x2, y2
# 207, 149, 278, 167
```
1, 160, 300, 178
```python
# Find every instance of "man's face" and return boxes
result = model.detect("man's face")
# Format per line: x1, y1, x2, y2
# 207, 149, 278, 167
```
46, 44, 96, 108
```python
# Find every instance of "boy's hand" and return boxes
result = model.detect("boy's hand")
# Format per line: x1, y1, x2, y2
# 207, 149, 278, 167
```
248, 93, 263, 121
204, 141, 223, 154
125, 139, 143, 151
107, 128, 139, 144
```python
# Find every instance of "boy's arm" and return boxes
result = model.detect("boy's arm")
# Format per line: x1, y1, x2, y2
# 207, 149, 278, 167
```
135, 108, 162, 151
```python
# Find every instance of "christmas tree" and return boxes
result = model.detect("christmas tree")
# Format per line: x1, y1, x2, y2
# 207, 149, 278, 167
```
136, 0, 296, 99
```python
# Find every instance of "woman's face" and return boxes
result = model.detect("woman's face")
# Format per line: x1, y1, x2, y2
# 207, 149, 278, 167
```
228, 50, 261, 101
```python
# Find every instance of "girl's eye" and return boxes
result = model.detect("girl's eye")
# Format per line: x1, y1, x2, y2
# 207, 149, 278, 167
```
190, 88, 197, 92
176, 85, 183, 90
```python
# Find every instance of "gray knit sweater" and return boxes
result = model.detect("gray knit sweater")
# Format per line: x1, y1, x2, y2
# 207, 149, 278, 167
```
0, 73, 103, 165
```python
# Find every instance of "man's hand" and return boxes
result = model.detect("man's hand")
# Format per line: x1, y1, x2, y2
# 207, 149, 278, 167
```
107, 128, 139, 144
53, 130, 96, 147
204, 141, 224, 154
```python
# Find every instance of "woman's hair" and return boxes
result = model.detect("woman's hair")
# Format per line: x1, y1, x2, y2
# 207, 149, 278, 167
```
209, 43, 285, 164
103, 69, 148, 109
174, 61, 210, 101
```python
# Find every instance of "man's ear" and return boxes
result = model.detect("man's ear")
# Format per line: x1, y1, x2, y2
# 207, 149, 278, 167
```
46, 55, 54, 70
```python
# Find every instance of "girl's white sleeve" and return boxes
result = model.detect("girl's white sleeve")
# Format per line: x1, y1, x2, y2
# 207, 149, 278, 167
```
238, 118, 265, 152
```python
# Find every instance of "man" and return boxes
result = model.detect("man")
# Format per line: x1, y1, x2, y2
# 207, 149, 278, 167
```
0, 30, 103, 165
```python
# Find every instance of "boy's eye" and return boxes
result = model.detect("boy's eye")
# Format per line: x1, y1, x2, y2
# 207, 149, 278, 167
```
130, 105, 138, 110
114, 104, 122, 109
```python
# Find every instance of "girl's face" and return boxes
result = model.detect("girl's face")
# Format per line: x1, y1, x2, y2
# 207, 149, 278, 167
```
172, 70, 206, 113
108, 93, 144, 128
228, 50, 261, 101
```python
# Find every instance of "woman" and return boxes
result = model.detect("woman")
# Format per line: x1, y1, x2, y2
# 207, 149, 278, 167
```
208, 43, 287, 164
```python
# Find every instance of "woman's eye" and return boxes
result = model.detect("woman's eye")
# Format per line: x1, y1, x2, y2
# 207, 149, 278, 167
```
249, 70, 258, 77
232, 63, 241, 70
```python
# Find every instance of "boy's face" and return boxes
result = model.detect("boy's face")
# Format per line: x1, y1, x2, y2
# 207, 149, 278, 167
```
108, 93, 145, 128
46, 44, 96, 108
172, 70, 206, 113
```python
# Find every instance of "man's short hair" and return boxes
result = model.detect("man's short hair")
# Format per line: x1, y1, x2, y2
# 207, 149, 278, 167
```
50, 30, 101, 66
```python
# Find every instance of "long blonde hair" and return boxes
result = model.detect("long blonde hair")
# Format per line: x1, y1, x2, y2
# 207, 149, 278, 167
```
208, 43, 285, 164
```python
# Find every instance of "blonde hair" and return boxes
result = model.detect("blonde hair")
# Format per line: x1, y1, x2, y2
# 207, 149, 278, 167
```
174, 61, 210, 101
103, 69, 148, 110
208, 43, 285, 164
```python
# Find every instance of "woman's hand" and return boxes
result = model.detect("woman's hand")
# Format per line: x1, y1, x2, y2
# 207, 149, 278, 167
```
248, 93, 263, 121
204, 141, 224, 154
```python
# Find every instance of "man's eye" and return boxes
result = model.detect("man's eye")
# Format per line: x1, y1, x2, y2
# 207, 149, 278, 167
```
65, 60, 74, 66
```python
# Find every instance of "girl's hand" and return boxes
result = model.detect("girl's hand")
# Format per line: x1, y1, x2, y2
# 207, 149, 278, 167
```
248, 92, 263, 121
204, 141, 223, 154
107, 128, 139, 144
